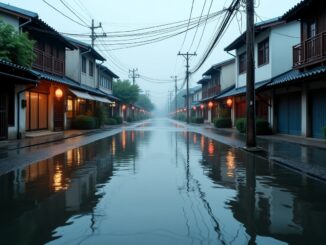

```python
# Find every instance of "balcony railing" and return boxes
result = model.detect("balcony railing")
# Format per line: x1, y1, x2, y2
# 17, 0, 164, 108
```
32, 48, 65, 76
293, 31, 326, 69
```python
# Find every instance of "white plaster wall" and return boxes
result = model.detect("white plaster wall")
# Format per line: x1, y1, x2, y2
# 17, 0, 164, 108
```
255, 30, 272, 82
0, 12, 19, 29
8, 85, 27, 139
220, 62, 235, 90
270, 21, 300, 77
81, 54, 96, 88
65, 49, 80, 82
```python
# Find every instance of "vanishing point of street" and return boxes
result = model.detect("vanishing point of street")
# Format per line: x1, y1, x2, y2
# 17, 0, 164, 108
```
1, 119, 325, 245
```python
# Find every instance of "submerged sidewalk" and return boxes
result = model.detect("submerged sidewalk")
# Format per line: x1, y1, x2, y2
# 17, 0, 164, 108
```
172, 119, 326, 182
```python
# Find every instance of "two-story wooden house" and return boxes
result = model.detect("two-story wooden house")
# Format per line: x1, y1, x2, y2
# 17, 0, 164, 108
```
220, 17, 300, 128
0, 3, 77, 137
264, 0, 326, 138
96, 63, 121, 117
198, 58, 235, 123
65, 37, 119, 126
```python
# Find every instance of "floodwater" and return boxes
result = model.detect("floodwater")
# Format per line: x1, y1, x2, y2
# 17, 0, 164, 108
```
1, 119, 326, 245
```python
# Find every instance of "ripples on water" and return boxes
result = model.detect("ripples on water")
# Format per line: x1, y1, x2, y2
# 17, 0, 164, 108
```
0, 119, 326, 245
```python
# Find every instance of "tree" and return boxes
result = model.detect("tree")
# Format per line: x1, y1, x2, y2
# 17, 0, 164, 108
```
0, 20, 35, 67
136, 94, 155, 111
113, 79, 140, 104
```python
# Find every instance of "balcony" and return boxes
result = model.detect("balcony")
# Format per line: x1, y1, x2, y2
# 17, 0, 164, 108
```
32, 48, 65, 76
293, 31, 326, 69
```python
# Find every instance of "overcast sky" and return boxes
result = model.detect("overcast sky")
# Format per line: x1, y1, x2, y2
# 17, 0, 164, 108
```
4, 0, 301, 112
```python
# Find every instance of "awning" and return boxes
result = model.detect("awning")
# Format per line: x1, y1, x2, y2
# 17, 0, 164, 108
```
216, 80, 270, 100
69, 89, 94, 101
91, 95, 112, 103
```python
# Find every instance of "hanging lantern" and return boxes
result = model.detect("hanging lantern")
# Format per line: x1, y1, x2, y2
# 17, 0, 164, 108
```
122, 105, 126, 110
193, 106, 196, 110
226, 98, 233, 108
208, 101, 213, 108
55, 88, 63, 99
200, 104, 204, 110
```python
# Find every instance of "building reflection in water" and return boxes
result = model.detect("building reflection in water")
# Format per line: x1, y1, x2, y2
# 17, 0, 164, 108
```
0, 130, 152, 245
184, 132, 326, 244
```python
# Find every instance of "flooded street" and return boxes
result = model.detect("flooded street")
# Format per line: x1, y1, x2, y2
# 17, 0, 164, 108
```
1, 119, 326, 245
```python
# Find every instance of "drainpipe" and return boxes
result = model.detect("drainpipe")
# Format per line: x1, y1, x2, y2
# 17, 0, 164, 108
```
17, 84, 38, 139
227, 51, 236, 57
19, 19, 32, 33
79, 49, 92, 84
97, 61, 105, 89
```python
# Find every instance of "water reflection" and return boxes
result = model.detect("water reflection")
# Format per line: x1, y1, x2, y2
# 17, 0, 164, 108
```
0, 121, 325, 245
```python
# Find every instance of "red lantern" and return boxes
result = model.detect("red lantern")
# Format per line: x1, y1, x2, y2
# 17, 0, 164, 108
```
200, 104, 204, 110
208, 101, 213, 108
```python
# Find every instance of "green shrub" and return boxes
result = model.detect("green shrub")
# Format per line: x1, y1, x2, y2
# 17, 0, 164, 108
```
113, 116, 123, 124
106, 118, 117, 125
94, 105, 107, 127
235, 118, 247, 133
72, 115, 97, 129
126, 116, 133, 122
235, 118, 272, 135
214, 117, 232, 128
195, 117, 204, 124
218, 108, 231, 118
174, 114, 186, 122
256, 118, 272, 135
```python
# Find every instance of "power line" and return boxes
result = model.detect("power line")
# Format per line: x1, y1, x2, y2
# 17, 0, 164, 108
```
180, 0, 196, 51
190, 0, 241, 73
42, 0, 89, 28
189, 0, 207, 51
59, 0, 89, 26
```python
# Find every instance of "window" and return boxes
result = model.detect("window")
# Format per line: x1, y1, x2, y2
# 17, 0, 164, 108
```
89, 60, 94, 76
258, 38, 269, 66
307, 21, 316, 38
238, 52, 247, 74
67, 96, 74, 119
82, 56, 86, 73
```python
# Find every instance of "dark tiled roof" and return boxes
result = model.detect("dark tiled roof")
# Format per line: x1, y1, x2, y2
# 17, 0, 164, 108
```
65, 36, 105, 61
97, 64, 119, 78
197, 77, 211, 84
224, 17, 283, 51
200, 95, 217, 103
0, 2, 38, 18
0, 59, 39, 82
282, 0, 312, 21
267, 66, 326, 87
216, 80, 269, 100
203, 58, 235, 76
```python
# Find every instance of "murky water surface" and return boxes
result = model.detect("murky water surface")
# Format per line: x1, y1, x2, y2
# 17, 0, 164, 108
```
1, 119, 326, 245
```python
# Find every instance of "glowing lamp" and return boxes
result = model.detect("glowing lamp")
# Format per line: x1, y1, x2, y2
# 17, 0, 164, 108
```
226, 98, 233, 108
208, 101, 213, 108
132, 106, 135, 110
55, 88, 63, 99
200, 104, 204, 110
193, 106, 196, 110
122, 105, 126, 110
183, 108, 187, 112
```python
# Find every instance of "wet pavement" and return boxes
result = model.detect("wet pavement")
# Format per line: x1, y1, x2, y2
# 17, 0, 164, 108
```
1, 119, 326, 245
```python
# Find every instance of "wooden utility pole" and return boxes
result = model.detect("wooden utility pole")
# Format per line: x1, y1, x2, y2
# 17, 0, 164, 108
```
246, 0, 256, 147
129, 68, 140, 85
90, 19, 106, 48
178, 52, 196, 124
171, 75, 178, 113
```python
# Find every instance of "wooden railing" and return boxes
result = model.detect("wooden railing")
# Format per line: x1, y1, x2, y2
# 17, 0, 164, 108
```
32, 48, 65, 76
293, 31, 326, 69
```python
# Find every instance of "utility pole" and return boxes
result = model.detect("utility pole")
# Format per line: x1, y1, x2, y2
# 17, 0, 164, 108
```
170, 75, 178, 113
90, 19, 106, 48
178, 52, 196, 124
168, 90, 173, 114
246, 0, 256, 148
129, 68, 140, 85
